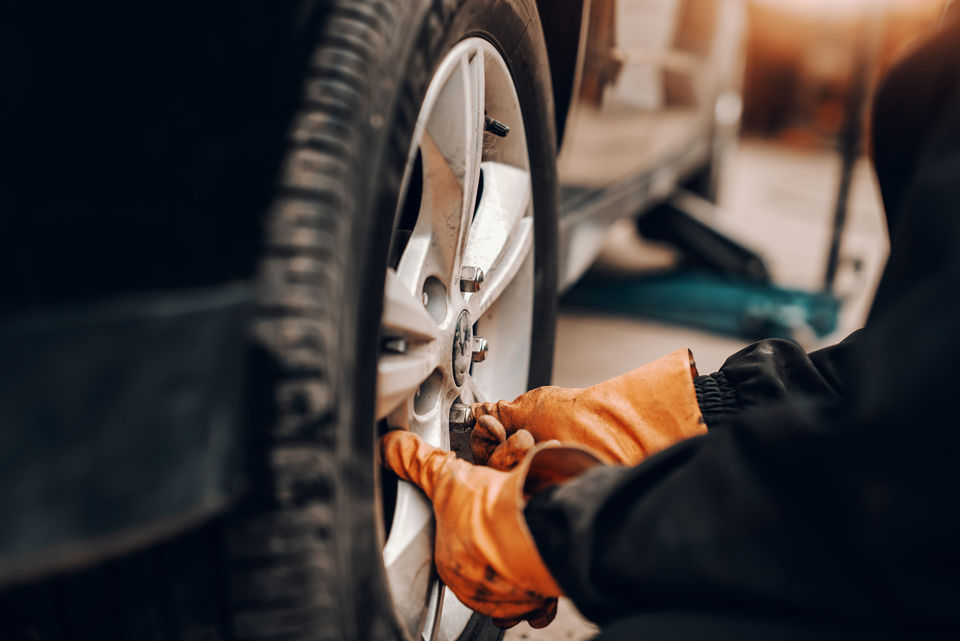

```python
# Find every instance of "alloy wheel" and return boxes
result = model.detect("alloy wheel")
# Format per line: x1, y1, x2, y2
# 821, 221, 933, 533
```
375, 37, 536, 640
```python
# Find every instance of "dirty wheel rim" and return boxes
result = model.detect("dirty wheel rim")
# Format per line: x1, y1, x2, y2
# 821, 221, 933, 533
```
376, 37, 535, 640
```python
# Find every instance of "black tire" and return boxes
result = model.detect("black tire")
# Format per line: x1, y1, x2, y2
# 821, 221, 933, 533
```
233, 1, 558, 640
0, 1, 558, 640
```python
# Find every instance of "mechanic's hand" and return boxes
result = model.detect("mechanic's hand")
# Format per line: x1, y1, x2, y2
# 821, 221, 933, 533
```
472, 348, 706, 466
380, 430, 602, 629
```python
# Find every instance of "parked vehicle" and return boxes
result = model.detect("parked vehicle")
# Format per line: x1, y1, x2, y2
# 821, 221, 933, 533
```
0, 1, 745, 639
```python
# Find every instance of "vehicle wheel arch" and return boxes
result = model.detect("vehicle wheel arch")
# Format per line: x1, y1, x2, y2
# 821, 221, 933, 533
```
536, 0, 586, 148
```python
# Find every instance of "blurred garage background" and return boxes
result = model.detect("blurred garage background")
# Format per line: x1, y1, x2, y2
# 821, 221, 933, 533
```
510, 0, 946, 638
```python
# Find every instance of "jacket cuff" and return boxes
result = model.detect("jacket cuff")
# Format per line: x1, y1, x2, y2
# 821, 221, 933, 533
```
694, 371, 739, 427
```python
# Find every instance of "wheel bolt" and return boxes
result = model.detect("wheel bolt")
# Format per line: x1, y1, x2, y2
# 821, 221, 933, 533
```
449, 403, 475, 432
460, 266, 484, 293
382, 337, 407, 354
471, 337, 488, 363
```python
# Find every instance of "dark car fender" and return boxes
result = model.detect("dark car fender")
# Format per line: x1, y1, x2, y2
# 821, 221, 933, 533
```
0, 284, 253, 588
537, 0, 587, 146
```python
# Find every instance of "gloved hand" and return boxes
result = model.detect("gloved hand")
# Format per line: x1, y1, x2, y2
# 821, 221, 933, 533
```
380, 429, 602, 629
472, 348, 706, 466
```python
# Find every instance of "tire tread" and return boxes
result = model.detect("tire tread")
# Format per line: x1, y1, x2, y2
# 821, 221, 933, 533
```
224, 2, 395, 639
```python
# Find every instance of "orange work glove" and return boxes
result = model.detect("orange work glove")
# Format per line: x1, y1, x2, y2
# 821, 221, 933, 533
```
380, 430, 602, 629
472, 348, 705, 466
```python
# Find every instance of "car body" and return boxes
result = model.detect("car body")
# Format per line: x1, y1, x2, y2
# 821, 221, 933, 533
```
547, 0, 747, 289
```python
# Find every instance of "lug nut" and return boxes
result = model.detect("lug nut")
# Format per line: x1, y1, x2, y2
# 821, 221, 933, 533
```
382, 337, 407, 354
460, 266, 484, 293
449, 403, 476, 432
484, 116, 510, 138
471, 337, 488, 363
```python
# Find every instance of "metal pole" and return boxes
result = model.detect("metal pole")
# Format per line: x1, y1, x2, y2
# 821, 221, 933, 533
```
823, 7, 884, 293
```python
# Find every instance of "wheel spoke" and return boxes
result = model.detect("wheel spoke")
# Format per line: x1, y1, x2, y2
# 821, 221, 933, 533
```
462, 159, 532, 282
460, 48, 486, 272
435, 588, 476, 641
399, 46, 485, 287
383, 410, 446, 634
422, 580, 445, 641
383, 480, 435, 635
422, 49, 483, 187
467, 216, 533, 320
382, 268, 439, 342
411, 129, 465, 286
458, 375, 485, 406
376, 351, 438, 421
470, 233, 534, 403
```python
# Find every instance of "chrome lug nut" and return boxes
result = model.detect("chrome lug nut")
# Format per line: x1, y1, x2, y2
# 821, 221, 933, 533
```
382, 337, 407, 354
449, 403, 476, 432
460, 266, 484, 293
471, 337, 488, 363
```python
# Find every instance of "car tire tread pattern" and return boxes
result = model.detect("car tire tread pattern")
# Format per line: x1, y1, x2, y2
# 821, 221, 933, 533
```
227, 3, 396, 639
233, 3, 510, 640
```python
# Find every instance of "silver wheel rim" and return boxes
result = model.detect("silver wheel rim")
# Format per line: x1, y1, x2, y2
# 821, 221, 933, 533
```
376, 38, 535, 640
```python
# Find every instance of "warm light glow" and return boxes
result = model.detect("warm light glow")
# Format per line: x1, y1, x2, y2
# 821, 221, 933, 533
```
751, 0, 943, 17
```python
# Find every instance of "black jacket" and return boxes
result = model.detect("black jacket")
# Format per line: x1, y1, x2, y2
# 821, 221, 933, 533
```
525, 14, 960, 640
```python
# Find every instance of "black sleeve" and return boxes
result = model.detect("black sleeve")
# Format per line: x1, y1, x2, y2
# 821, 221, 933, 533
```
528, 316, 959, 634
526, 20, 960, 637
692, 334, 861, 426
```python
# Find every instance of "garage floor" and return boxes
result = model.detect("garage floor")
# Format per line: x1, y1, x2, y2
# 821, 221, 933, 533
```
503, 139, 889, 640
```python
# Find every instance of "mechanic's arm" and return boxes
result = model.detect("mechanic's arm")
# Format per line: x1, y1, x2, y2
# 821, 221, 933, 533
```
521, 315, 950, 630
470, 335, 859, 467
523, 340, 955, 633
521, 36, 960, 627
693, 333, 860, 426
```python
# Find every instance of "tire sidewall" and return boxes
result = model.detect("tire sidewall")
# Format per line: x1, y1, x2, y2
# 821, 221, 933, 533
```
339, 1, 559, 638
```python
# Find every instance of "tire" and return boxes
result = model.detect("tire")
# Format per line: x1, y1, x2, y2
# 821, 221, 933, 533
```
0, 1, 558, 640
234, 1, 558, 640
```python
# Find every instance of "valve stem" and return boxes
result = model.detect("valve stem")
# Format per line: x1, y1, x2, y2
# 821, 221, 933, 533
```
484, 116, 510, 138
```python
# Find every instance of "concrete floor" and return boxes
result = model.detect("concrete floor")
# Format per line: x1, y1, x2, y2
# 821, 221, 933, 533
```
503, 139, 889, 640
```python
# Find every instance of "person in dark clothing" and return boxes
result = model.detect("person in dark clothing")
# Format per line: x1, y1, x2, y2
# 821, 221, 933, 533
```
380, 9, 960, 640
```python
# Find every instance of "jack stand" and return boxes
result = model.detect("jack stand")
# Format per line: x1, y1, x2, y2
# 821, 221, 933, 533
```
638, 190, 771, 283
564, 190, 840, 341
564, 270, 839, 340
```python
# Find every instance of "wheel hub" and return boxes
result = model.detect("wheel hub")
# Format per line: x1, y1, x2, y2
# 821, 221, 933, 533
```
451, 310, 473, 386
